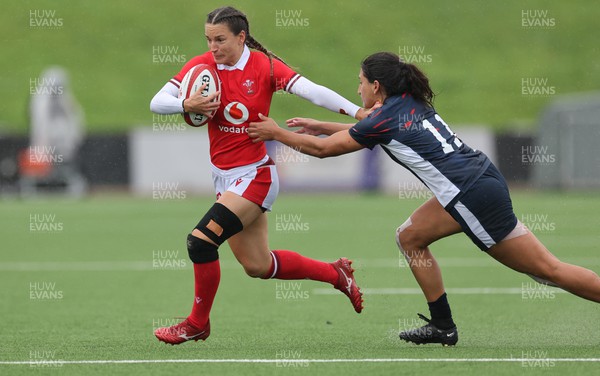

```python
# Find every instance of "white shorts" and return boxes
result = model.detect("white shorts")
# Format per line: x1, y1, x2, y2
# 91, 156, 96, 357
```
211, 155, 279, 211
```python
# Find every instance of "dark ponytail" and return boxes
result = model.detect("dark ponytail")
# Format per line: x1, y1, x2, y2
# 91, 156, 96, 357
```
361, 52, 434, 107
206, 6, 291, 73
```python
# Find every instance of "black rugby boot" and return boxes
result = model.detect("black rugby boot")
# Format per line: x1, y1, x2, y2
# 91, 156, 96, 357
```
399, 313, 458, 346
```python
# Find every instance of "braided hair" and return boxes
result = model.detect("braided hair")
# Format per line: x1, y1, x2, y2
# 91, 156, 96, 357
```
361, 52, 435, 107
206, 6, 291, 75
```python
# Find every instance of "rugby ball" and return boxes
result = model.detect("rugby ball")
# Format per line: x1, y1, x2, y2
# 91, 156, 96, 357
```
178, 64, 221, 127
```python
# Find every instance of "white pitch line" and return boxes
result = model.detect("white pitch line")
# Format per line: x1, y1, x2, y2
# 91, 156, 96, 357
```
0, 261, 259, 272
1, 257, 599, 272
1, 358, 599, 365
312, 287, 567, 295
0, 261, 155, 272
0, 261, 226, 272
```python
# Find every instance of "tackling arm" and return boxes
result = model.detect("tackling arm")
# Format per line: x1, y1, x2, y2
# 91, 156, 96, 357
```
286, 117, 354, 136
248, 114, 364, 158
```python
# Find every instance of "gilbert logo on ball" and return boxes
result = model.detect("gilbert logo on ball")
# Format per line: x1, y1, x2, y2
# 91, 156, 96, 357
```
178, 64, 221, 127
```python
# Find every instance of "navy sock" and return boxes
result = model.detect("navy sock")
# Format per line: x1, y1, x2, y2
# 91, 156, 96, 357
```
427, 292, 455, 330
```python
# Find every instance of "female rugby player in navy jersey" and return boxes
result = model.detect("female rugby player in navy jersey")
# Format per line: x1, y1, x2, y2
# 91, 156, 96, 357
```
249, 51, 600, 346
150, 6, 367, 345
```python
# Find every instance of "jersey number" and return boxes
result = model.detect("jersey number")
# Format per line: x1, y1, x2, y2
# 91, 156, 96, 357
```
422, 114, 462, 154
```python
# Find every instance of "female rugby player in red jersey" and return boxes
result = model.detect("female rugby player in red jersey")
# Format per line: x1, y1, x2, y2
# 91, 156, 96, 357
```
249, 51, 600, 346
149, 6, 370, 345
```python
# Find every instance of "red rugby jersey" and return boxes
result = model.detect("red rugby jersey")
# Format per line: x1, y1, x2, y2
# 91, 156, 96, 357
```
171, 48, 299, 170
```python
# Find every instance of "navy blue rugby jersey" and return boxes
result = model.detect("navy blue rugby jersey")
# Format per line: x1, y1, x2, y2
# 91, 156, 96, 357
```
349, 93, 490, 207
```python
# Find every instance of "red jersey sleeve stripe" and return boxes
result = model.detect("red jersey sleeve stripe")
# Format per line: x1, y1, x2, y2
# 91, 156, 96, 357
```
371, 109, 383, 119
364, 129, 392, 137
373, 118, 393, 129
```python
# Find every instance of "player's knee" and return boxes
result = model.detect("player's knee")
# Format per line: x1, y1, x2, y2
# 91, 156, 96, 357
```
396, 218, 419, 255
194, 203, 243, 246
533, 261, 562, 284
241, 260, 270, 278
187, 233, 219, 263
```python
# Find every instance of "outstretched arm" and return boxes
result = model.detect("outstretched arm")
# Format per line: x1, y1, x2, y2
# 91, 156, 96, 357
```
288, 76, 361, 119
288, 77, 380, 121
286, 117, 354, 136
248, 114, 363, 158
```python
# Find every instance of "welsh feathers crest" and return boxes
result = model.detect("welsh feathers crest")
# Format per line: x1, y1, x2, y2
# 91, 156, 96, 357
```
242, 79, 255, 95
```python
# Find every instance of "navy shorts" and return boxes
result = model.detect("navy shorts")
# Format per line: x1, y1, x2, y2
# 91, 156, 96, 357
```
446, 163, 518, 251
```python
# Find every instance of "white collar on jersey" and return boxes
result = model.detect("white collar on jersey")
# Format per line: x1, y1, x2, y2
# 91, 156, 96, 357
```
217, 45, 250, 71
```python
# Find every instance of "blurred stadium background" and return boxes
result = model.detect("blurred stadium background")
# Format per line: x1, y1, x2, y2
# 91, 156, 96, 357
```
1, 0, 599, 375
1, 0, 599, 192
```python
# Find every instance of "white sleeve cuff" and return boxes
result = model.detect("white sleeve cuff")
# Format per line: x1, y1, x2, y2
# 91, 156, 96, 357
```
150, 82, 184, 114
288, 76, 360, 118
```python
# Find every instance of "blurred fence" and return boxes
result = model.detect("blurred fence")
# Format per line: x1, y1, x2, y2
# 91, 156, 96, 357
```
532, 92, 600, 189
6, 91, 600, 196
1, 127, 501, 195
0, 135, 128, 194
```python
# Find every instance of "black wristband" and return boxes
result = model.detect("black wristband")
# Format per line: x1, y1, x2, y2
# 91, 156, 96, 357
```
181, 99, 186, 113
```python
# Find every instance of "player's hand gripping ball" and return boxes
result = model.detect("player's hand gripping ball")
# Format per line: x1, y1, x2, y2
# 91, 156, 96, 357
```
178, 64, 221, 127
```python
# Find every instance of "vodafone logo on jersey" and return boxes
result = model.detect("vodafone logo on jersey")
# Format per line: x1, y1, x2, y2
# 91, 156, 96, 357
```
223, 102, 249, 125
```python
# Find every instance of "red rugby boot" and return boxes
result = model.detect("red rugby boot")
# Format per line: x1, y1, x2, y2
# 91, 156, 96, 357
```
331, 258, 364, 313
154, 318, 210, 345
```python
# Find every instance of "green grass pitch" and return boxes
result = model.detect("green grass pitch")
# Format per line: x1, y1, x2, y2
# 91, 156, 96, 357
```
1, 192, 599, 375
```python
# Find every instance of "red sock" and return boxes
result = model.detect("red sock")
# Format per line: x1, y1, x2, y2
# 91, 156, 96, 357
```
267, 250, 338, 285
188, 260, 220, 328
